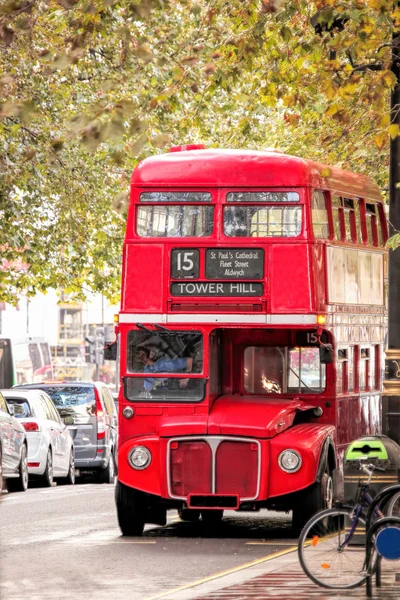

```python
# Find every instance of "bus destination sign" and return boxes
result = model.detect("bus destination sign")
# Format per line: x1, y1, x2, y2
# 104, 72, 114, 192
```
205, 248, 264, 280
171, 282, 264, 297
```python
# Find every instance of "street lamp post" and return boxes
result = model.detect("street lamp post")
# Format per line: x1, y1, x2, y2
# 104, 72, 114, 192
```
383, 21, 400, 443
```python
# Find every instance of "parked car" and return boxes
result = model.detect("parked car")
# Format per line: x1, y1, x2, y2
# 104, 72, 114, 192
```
15, 382, 117, 483
2, 390, 75, 487
0, 390, 28, 493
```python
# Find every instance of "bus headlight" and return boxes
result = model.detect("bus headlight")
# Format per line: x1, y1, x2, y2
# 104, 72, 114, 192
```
128, 446, 151, 470
278, 450, 302, 473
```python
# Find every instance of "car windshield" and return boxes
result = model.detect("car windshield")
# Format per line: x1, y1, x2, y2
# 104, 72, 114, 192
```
5, 397, 32, 418
41, 386, 95, 407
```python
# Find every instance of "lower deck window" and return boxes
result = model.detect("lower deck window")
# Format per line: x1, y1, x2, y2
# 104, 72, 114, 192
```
244, 346, 325, 394
126, 330, 204, 402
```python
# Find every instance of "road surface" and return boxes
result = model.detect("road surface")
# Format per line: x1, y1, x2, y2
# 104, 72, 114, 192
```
0, 482, 297, 599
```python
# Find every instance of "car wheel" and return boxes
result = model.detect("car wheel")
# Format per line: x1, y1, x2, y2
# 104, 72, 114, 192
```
40, 448, 54, 488
7, 444, 28, 493
115, 481, 145, 536
97, 451, 115, 484
58, 448, 75, 485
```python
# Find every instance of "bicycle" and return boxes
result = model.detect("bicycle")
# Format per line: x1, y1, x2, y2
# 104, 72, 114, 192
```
298, 460, 400, 590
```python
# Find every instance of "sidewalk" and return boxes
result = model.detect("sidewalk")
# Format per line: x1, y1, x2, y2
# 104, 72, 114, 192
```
156, 546, 400, 600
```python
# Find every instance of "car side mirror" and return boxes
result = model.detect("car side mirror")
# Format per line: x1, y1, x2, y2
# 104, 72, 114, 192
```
8, 404, 15, 416
104, 341, 118, 361
320, 344, 333, 364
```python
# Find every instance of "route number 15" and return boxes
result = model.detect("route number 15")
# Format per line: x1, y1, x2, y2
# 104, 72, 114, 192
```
171, 249, 200, 279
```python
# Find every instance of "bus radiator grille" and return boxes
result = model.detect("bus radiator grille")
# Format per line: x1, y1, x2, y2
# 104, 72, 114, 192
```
169, 438, 259, 500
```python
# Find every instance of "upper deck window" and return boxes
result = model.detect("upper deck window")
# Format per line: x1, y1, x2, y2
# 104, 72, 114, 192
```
137, 205, 214, 237
343, 198, 357, 243
140, 192, 212, 203
365, 203, 378, 246
227, 192, 300, 203
224, 206, 302, 237
311, 190, 329, 239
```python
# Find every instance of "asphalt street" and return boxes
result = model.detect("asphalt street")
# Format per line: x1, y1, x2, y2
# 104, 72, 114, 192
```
0, 482, 297, 600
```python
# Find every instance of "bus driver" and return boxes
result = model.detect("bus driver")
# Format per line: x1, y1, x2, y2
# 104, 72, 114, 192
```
136, 348, 193, 392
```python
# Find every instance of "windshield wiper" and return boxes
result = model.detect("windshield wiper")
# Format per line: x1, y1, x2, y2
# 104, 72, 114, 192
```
153, 323, 173, 333
136, 323, 152, 333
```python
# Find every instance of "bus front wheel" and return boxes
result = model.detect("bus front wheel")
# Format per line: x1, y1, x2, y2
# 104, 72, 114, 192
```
115, 481, 145, 536
292, 466, 334, 533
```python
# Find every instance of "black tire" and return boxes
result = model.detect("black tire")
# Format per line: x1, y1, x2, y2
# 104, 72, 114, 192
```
40, 448, 54, 487
387, 491, 400, 517
298, 507, 371, 589
58, 448, 75, 485
115, 481, 145, 536
7, 444, 28, 493
201, 510, 224, 523
178, 508, 200, 522
97, 451, 115, 484
292, 465, 333, 533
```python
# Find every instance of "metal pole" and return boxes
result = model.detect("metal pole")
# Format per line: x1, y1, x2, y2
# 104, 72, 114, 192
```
383, 14, 400, 443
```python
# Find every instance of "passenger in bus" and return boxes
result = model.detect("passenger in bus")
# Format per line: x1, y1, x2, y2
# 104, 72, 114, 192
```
136, 347, 193, 392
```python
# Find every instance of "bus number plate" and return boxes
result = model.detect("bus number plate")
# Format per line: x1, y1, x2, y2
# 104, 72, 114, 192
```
171, 249, 200, 279
205, 248, 264, 279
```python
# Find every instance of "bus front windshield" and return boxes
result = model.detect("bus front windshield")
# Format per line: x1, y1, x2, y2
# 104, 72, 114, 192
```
244, 346, 326, 394
125, 330, 205, 402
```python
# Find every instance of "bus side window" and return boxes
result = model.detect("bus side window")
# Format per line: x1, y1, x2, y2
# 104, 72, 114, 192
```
347, 346, 354, 392
359, 347, 370, 391
311, 190, 329, 239
354, 199, 364, 244
365, 203, 378, 246
374, 344, 381, 390
336, 348, 348, 394
332, 196, 344, 240
343, 198, 356, 243
377, 203, 388, 247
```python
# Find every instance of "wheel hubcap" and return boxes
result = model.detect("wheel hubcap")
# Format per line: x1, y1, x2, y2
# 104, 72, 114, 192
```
323, 473, 333, 509
48, 452, 53, 483
22, 450, 28, 488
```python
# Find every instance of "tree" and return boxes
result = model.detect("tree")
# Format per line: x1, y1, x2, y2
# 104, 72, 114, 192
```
0, 1, 397, 303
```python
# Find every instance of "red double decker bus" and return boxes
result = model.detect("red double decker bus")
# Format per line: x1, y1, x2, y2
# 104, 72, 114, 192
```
114, 147, 388, 535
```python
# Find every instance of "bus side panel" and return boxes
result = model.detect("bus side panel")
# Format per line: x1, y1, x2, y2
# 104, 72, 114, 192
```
122, 244, 164, 312
269, 244, 313, 313
312, 243, 327, 312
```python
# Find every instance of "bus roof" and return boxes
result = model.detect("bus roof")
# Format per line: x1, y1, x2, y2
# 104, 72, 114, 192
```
131, 148, 382, 201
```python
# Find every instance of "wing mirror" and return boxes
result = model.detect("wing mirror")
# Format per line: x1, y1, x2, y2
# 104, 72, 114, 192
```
320, 344, 333, 364
104, 341, 118, 361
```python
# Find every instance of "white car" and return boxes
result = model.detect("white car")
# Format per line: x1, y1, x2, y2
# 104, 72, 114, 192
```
1, 389, 75, 486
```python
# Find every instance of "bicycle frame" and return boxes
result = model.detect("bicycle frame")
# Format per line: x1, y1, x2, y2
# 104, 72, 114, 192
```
338, 483, 385, 551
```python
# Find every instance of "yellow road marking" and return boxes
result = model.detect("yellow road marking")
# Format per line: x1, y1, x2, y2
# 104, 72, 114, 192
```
246, 542, 295, 546
143, 544, 298, 600
90, 540, 157, 544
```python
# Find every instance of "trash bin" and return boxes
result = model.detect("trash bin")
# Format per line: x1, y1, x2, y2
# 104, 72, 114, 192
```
343, 435, 400, 544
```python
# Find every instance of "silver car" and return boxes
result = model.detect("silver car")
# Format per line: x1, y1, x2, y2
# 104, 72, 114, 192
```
15, 383, 117, 483
0, 391, 28, 493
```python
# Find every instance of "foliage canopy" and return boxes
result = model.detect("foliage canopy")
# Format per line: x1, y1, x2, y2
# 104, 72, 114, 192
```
0, 0, 397, 302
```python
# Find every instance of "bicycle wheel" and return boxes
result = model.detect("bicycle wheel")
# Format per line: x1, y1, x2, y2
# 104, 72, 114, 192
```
387, 491, 400, 517
298, 507, 369, 589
